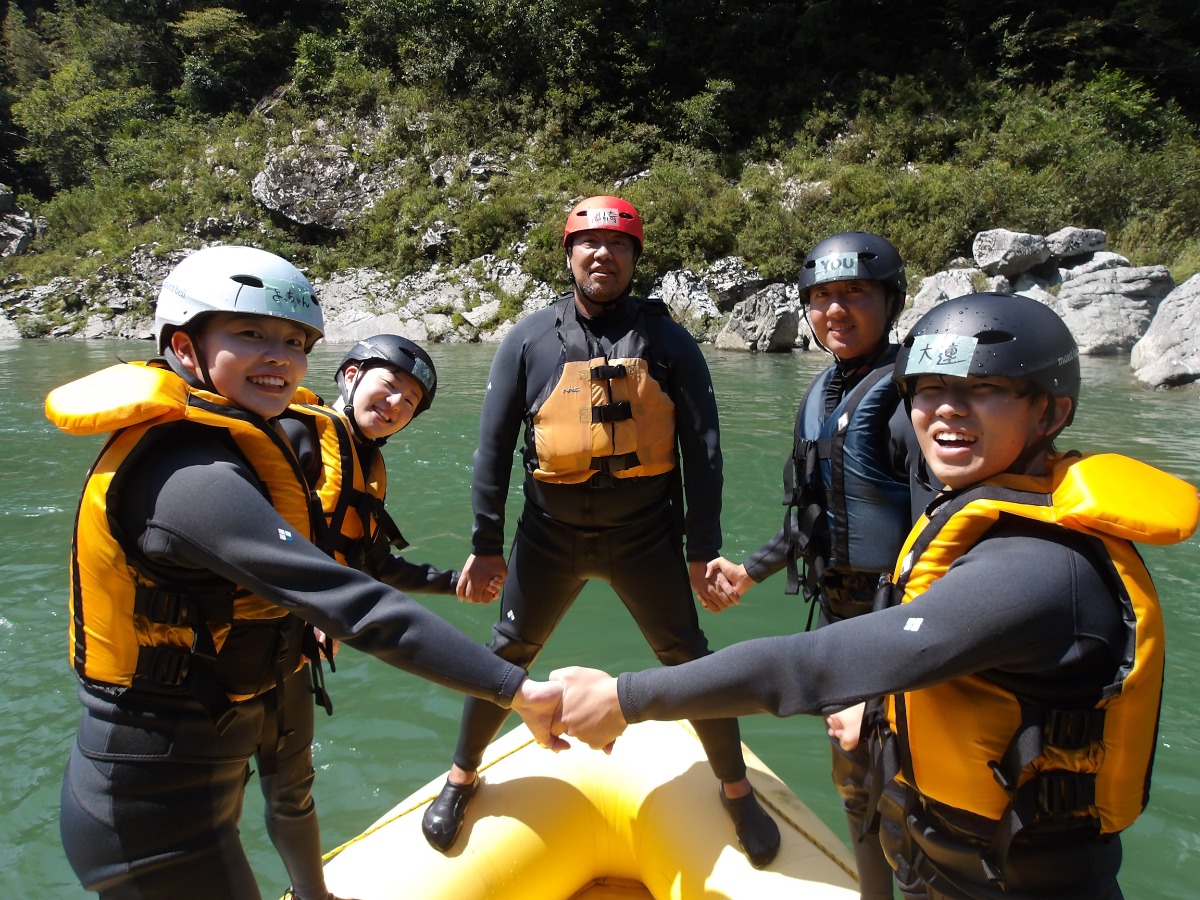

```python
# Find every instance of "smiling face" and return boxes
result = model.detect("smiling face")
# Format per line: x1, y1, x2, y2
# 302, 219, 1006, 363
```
910, 374, 1072, 490
807, 279, 891, 360
343, 363, 423, 442
567, 229, 638, 316
172, 312, 309, 419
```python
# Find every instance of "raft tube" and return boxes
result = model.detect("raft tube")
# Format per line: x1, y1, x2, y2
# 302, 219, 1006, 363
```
320, 720, 860, 899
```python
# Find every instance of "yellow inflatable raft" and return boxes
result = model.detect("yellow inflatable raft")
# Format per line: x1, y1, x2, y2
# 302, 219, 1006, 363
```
320, 720, 860, 899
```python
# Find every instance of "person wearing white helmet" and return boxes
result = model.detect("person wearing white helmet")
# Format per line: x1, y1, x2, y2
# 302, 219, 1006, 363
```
421, 197, 781, 870
551, 293, 1198, 899
46, 246, 563, 900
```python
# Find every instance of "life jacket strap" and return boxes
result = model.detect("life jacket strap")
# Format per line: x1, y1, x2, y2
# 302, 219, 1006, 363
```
587, 450, 641, 475
589, 363, 628, 380
983, 704, 1105, 885
589, 401, 632, 424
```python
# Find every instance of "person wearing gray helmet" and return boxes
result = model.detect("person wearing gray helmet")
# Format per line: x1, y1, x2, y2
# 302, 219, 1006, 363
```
553, 293, 1198, 899
708, 231, 928, 898
47, 247, 562, 899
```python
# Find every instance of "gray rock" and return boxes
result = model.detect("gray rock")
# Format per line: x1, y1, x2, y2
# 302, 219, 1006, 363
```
1, 184, 45, 257
252, 118, 403, 232
1131, 275, 1200, 388
1057, 265, 1175, 355
714, 284, 798, 352
1045, 227, 1107, 260
972, 229, 1052, 277
897, 268, 991, 336
1059, 251, 1130, 282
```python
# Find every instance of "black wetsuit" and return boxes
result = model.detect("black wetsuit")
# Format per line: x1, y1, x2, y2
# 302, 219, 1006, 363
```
60, 425, 522, 899
451, 294, 747, 783
742, 344, 926, 899
617, 517, 1130, 900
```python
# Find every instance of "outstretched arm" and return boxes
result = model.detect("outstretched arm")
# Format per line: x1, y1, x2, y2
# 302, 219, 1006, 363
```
551, 666, 626, 750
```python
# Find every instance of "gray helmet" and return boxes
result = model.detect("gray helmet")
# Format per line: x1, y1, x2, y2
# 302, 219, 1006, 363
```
336, 334, 437, 418
895, 292, 1080, 428
155, 245, 323, 352
798, 231, 907, 321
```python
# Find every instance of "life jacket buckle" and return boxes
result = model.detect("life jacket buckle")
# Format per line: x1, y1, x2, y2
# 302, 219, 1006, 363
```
590, 401, 632, 423
589, 363, 627, 380
1044, 708, 1104, 750
1037, 771, 1095, 817
135, 645, 191, 686
135, 587, 195, 626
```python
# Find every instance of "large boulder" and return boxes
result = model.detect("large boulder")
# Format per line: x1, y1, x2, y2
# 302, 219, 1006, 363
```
252, 118, 403, 232
1056, 265, 1175, 355
714, 284, 798, 352
1045, 227, 1107, 260
1131, 275, 1200, 388
972, 229, 1052, 277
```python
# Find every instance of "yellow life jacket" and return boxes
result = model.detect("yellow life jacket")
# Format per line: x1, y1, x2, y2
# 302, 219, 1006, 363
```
530, 296, 677, 484
885, 453, 1197, 845
45, 361, 315, 703
289, 401, 405, 574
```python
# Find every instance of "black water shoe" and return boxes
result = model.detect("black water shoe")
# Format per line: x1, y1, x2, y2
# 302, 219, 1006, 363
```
421, 777, 479, 853
719, 787, 781, 869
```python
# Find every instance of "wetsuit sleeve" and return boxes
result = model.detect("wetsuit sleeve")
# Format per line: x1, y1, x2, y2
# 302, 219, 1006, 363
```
618, 521, 1120, 721
468, 326, 530, 557
742, 526, 788, 583
123, 437, 524, 706
663, 319, 723, 561
372, 553, 459, 595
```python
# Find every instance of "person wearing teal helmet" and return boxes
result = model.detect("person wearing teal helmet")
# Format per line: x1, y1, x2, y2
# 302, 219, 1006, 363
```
50, 247, 562, 899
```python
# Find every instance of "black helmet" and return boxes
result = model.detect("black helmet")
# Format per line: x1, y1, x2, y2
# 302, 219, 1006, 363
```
895, 292, 1080, 429
798, 231, 907, 319
336, 334, 437, 419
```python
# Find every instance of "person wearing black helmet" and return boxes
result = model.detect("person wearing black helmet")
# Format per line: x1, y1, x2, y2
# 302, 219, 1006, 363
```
422, 196, 781, 869
551, 293, 1198, 899
270, 334, 485, 900
708, 231, 926, 898
46, 249, 564, 900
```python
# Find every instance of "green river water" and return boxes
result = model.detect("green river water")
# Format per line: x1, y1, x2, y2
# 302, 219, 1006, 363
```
1, 338, 1197, 897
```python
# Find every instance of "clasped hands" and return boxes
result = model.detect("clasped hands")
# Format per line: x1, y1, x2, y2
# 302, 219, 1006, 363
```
510, 666, 629, 752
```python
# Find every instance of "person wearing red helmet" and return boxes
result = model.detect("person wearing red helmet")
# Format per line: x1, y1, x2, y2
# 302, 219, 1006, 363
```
422, 196, 781, 868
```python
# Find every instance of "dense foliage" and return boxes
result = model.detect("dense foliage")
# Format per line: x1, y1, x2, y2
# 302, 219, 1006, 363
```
2, 0, 1199, 301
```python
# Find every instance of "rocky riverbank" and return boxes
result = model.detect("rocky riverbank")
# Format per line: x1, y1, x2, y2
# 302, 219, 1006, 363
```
2, 193, 1197, 390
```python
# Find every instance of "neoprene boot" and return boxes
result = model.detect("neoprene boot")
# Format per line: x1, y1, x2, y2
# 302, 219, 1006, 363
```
720, 787, 781, 869
421, 777, 479, 853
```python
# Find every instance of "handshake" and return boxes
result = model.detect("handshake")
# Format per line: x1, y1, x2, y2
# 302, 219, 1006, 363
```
509, 667, 629, 752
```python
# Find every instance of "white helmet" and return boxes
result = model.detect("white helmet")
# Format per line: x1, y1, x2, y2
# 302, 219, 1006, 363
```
155, 245, 324, 352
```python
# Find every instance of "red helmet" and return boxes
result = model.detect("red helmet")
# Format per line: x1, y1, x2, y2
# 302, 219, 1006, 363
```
562, 196, 644, 251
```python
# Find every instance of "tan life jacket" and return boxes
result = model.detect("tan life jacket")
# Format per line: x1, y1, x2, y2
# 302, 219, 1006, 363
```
529, 296, 677, 484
